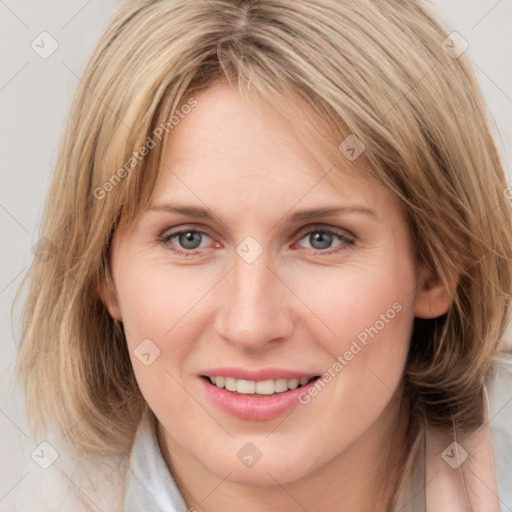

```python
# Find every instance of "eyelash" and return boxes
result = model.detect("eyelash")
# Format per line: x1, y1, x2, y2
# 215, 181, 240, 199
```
157, 225, 356, 258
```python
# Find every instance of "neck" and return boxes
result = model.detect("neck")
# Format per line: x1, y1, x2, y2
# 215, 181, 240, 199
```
158, 393, 410, 512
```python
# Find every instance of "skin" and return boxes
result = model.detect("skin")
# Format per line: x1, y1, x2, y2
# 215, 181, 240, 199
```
103, 82, 452, 511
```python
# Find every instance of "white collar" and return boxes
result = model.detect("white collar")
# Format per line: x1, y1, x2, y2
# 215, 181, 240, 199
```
123, 411, 188, 512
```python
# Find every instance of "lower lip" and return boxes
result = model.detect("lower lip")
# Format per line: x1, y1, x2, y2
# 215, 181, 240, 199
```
200, 377, 318, 421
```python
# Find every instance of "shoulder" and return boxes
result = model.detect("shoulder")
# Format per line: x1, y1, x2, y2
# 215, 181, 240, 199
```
487, 355, 512, 504
487, 355, 512, 430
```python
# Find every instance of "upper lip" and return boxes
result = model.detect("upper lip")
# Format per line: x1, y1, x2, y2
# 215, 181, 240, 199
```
200, 367, 319, 381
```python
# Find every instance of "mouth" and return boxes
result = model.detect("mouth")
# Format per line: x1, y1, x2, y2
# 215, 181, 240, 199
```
199, 371, 321, 420
201, 375, 320, 397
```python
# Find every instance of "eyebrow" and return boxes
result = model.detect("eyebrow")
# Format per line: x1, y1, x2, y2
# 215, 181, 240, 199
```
148, 203, 377, 222
287, 206, 376, 221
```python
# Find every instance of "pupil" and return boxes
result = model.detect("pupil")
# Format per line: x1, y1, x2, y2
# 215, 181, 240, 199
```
310, 231, 332, 250
179, 231, 202, 249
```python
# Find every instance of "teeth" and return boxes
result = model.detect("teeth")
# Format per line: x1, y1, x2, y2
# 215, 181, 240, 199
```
225, 377, 237, 392
287, 379, 299, 390
207, 376, 315, 395
255, 380, 274, 395
237, 379, 255, 394
275, 378, 288, 392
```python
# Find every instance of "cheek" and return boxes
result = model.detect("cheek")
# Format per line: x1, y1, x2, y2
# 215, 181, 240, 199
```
114, 268, 204, 422
289, 252, 416, 413
115, 262, 213, 345
286, 254, 416, 354
113, 262, 221, 398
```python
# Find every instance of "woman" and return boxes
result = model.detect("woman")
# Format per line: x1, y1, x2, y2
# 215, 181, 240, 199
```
16, 0, 512, 510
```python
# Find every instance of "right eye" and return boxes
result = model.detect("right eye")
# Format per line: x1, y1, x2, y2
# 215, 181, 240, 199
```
158, 228, 218, 256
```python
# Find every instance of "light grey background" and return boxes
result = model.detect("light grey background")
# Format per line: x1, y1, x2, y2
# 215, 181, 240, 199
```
1, 0, 511, 509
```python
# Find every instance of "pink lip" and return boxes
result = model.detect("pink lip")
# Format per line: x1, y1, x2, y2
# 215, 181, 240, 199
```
199, 369, 319, 421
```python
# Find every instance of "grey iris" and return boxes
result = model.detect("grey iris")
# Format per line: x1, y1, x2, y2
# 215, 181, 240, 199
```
310, 231, 332, 250
179, 231, 202, 249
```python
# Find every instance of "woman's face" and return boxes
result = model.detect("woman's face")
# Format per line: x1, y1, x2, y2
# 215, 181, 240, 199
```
106, 82, 446, 486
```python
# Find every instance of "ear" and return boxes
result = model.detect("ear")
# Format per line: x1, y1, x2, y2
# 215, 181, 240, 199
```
98, 277, 123, 322
414, 268, 457, 319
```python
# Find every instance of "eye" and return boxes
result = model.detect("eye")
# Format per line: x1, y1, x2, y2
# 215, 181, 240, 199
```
295, 227, 355, 254
159, 228, 215, 255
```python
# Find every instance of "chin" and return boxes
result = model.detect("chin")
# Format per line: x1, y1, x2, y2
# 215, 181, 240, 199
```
199, 446, 319, 487
221, 464, 309, 487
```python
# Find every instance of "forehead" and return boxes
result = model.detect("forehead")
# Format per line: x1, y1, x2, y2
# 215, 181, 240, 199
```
152, 83, 390, 216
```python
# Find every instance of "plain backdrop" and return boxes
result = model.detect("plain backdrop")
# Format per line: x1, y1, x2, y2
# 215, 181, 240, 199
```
1, 0, 511, 509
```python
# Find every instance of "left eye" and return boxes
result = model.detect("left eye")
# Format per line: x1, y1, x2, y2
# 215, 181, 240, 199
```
297, 229, 353, 252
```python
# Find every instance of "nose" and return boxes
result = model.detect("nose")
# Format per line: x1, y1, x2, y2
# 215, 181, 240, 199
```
213, 250, 295, 352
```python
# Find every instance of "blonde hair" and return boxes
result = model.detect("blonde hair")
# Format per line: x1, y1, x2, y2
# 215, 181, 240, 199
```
16, 0, 512, 499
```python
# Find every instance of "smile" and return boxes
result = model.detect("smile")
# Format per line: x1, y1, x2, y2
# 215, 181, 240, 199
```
206, 376, 316, 396
200, 371, 321, 421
